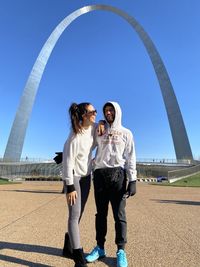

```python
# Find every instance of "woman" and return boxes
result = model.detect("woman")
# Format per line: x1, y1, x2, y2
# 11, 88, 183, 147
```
62, 102, 97, 267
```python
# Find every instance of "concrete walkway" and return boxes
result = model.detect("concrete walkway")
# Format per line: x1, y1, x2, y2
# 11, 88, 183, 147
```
0, 181, 199, 267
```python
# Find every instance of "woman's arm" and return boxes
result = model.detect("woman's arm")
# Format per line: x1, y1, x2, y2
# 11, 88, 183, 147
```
62, 134, 78, 204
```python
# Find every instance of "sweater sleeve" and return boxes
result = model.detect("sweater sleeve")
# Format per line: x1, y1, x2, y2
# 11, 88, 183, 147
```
62, 133, 77, 186
124, 131, 137, 182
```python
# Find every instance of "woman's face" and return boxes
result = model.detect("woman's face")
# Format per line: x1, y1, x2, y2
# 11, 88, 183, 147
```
83, 104, 97, 124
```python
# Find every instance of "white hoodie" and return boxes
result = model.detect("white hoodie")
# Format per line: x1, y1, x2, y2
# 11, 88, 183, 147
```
94, 101, 137, 182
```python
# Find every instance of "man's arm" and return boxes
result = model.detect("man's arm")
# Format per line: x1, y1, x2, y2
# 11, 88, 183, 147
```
124, 131, 137, 197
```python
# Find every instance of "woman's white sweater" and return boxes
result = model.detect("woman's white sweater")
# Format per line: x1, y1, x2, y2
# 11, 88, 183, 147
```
62, 124, 96, 186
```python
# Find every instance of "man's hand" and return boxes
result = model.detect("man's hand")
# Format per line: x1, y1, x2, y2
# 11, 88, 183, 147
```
66, 191, 77, 206
125, 181, 136, 198
97, 120, 106, 136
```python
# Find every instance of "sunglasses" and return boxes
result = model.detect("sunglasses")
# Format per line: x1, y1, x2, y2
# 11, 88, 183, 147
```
86, 110, 97, 116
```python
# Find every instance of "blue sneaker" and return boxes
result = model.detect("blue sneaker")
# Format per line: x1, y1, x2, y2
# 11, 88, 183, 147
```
117, 249, 128, 267
86, 245, 106, 263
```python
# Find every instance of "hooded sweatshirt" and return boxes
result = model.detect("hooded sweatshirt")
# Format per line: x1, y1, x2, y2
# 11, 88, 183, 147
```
94, 101, 137, 182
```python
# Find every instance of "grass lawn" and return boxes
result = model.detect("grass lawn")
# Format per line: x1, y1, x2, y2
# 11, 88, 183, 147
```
170, 173, 200, 187
150, 173, 200, 187
0, 178, 11, 184
0, 178, 20, 185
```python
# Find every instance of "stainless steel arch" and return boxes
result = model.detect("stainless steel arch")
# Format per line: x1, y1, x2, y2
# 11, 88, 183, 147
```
3, 4, 193, 161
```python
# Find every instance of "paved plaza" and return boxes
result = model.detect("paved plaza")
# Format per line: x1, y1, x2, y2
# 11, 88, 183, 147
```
0, 181, 200, 267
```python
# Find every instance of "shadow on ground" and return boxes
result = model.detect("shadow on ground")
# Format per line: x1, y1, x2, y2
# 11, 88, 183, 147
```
0, 241, 116, 267
0, 189, 62, 194
0, 241, 62, 266
84, 251, 116, 267
0, 254, 51, 267
151, 199, 200, 206
99, 256, 116, 266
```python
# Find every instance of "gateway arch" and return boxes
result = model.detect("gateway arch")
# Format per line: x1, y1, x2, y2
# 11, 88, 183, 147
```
3, 4, 193, 161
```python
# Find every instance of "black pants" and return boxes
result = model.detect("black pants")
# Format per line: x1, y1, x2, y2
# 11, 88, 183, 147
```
93, 167, 127, 249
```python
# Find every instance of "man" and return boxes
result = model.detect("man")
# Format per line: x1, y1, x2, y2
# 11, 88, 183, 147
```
86, 101, 137, 267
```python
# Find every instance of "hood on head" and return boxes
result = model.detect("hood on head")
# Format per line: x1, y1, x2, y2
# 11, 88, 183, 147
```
103, 101, 122, 128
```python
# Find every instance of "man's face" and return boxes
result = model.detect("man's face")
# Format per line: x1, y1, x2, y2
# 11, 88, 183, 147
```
104, 105, 115, 124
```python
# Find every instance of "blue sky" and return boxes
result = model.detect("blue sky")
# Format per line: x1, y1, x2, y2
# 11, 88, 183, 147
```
0, 0, 200, 160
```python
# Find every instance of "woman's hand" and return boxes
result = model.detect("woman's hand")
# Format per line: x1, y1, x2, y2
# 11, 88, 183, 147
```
66, 191, 78, 206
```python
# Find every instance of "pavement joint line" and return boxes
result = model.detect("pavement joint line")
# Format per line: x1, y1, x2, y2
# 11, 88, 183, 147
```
137, 201, 200, 258
0, 195, 62, 232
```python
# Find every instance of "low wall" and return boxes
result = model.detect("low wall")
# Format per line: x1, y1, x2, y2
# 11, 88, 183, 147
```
1, 161, 199, 182
0, 162, 62, 179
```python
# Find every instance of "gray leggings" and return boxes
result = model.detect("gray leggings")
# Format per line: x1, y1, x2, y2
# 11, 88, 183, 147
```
67, 175, 91, 249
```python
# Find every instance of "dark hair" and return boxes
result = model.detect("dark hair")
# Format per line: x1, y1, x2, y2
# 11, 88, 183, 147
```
69, 102, 91, 134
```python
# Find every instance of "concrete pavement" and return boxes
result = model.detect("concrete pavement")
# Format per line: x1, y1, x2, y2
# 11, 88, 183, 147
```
0, 181, 200, 267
